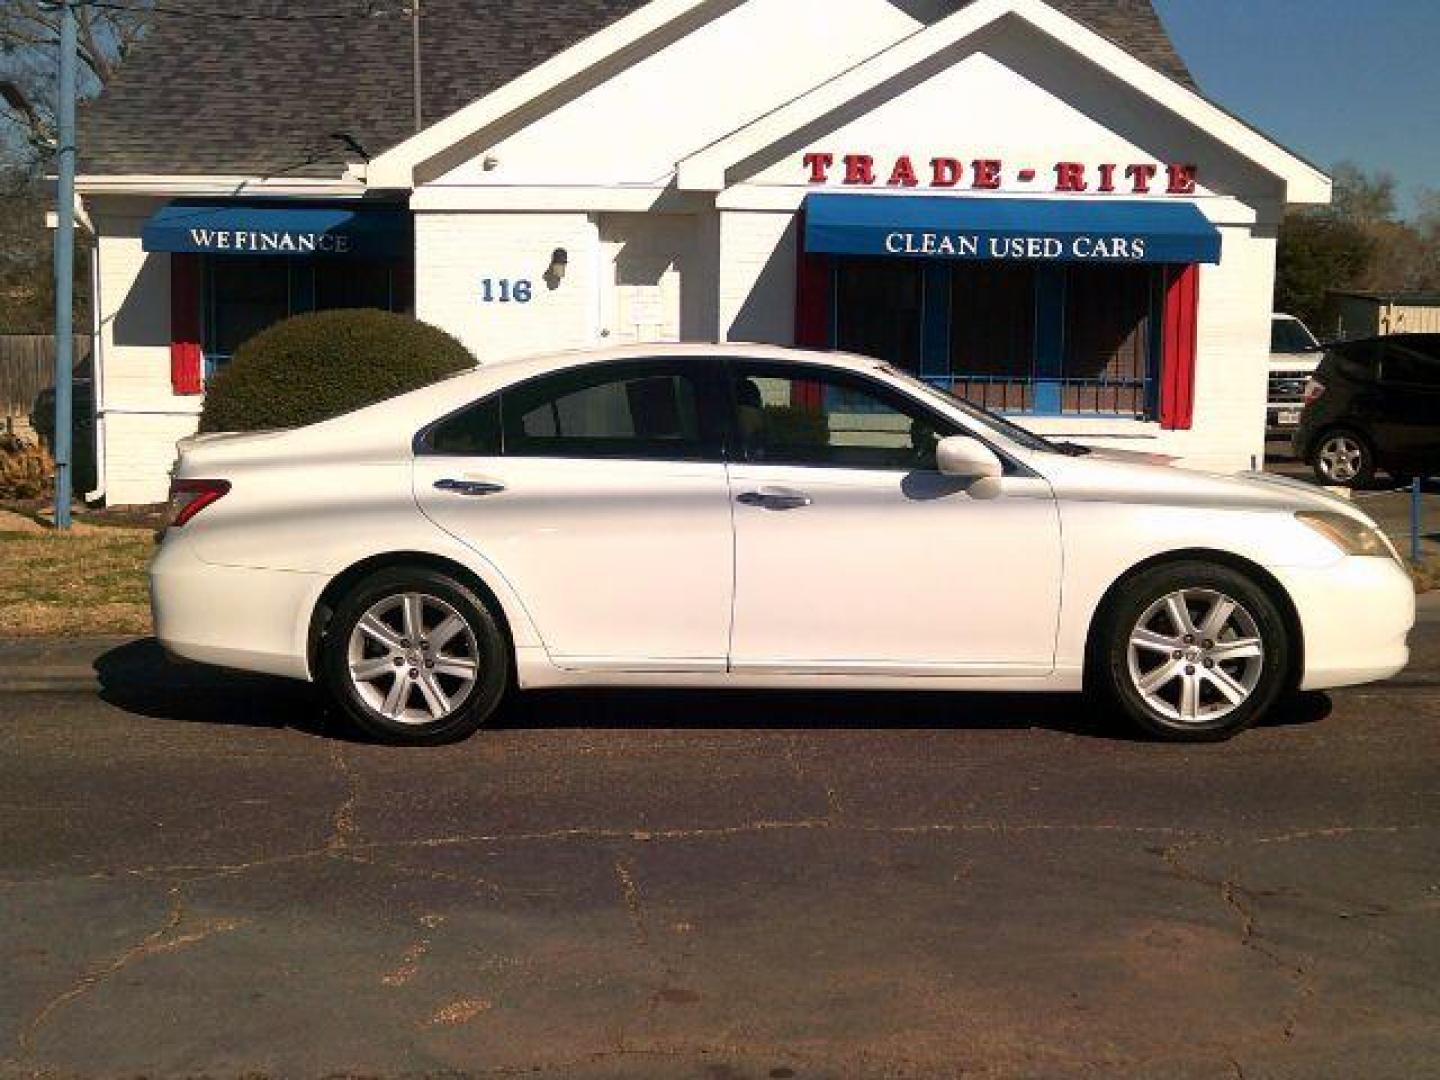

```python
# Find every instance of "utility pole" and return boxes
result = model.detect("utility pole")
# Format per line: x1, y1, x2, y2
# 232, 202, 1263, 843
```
411, 0, 423, 132
53, 0, 78, 530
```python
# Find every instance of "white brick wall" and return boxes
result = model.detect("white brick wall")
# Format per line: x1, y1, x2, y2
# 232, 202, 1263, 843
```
717, 210, 796, 345
92, 202, 202, 506
415, 211, 600, 363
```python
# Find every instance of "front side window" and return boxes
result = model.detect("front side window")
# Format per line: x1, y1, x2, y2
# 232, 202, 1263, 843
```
733, 363, 956, 470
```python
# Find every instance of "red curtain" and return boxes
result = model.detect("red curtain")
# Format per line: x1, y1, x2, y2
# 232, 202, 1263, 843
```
1159, 264, 1199, 430
170, 253, 204, 395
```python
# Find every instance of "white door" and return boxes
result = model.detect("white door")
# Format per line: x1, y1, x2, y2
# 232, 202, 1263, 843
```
414, 358, 733, 670
727, 362, 1062, 676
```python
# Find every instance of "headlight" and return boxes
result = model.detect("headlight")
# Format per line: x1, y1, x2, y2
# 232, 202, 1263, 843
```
1296, 511, 1395, 559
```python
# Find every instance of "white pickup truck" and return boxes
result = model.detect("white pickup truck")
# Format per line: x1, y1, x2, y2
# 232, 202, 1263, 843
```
1268, 313, 1323, 433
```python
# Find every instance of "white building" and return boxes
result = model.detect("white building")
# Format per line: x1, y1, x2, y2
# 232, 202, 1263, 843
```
77, 0, 1329, 505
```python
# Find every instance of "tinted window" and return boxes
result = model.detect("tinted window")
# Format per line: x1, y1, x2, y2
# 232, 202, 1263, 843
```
1324, 339, 1383, 381
1382, 340, 1440, 387
502, 360, 719, 461
733, 364, 956, 470
1271, 318, 1318, 353
429, 396, 502, 456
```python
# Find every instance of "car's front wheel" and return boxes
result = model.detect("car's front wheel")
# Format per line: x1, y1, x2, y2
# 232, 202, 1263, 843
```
1094, 562, 1291, 742
321, 567, 509, 745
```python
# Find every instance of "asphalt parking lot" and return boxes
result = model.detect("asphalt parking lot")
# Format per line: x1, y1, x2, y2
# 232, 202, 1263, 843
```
2, 602, 1439, 1079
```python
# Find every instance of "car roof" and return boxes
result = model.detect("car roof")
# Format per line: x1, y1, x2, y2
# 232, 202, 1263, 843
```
478, 341, 881, 376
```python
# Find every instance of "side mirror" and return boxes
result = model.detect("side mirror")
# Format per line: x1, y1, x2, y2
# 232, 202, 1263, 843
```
936, 435, 1003, 480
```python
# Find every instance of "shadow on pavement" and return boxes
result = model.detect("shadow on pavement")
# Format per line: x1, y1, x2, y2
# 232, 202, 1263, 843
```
93, 638, 1333, 743
93, 638, 349, 741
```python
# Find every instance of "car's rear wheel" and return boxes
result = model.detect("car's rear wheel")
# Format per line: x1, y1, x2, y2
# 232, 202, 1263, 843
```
321, 567, 508, 745
1312, 429, 1375, 487
1095, 562, 1291, 742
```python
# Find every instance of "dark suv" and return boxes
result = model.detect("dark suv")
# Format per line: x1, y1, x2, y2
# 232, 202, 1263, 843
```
1294, 333, 1440, 486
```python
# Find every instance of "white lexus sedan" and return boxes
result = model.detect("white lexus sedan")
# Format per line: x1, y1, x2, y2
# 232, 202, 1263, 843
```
151, 344, 1414, 745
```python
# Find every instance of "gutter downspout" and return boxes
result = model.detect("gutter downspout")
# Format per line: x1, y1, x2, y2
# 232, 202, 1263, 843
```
85, 234, 106, 504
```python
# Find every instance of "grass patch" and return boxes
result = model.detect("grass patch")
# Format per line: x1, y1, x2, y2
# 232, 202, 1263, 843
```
0, 528, 153, 636
1410, 558, 1440, 595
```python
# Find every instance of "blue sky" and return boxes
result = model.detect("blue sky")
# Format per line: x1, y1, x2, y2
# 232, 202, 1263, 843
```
1153, 0, 1440, 217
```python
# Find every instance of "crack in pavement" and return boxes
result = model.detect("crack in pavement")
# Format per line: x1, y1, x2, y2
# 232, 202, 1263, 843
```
10, 820, 1427, 893
1159, 840, 1317, 1047
325, 742, 360, 853
16, 884, 243, 1058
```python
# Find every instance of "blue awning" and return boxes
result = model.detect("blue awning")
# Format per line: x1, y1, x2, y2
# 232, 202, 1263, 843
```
142, 200, 412, 259
803, 194, 1221, 264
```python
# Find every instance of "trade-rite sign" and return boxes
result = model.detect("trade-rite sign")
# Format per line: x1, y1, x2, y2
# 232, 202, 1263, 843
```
802, 153, 1199, 195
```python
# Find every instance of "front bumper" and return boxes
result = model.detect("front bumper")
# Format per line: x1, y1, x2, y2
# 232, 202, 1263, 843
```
1274, 555, 1415, 691
150, 533, 326, 681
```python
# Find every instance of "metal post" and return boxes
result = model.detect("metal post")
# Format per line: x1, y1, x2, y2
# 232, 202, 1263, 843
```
52, 0, 77, 530
1412, 476, 1424, 565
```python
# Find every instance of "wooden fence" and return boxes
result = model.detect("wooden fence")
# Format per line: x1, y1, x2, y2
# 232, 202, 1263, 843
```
0, 335, 93, 416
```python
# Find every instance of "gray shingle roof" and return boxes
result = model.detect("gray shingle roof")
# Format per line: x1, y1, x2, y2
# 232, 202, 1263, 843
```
79, 0, 1194, 178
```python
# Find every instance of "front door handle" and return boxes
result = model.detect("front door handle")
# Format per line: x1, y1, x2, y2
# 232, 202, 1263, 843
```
737, 488, 812, 511
434, 478, 506, 497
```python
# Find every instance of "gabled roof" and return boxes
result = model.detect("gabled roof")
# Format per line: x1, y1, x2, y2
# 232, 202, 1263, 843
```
674, 0, 1329, 203
80, 0, 1193, 179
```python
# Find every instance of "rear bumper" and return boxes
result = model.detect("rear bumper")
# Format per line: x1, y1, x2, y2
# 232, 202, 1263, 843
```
150, 533, 325, 681
1274, 556, 1415, 691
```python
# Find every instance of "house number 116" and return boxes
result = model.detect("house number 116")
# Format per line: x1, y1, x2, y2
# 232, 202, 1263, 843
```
480, 278, 534, 304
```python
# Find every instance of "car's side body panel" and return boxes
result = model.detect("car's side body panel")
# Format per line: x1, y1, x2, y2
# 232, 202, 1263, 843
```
414, 456, 735, 669
727, 466, 1062, 676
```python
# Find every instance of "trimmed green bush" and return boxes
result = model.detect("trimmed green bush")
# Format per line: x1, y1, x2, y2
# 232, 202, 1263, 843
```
198, 309, 475, 433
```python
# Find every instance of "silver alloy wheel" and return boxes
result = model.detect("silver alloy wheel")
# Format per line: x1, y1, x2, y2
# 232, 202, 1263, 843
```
346, 592, 480, 725
1126, 588, 1265, 725
1317, 434, 1364, 483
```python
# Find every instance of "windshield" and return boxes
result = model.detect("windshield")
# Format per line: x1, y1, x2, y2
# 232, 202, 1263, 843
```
877, 364, 1062, 454
1271, 317, 1319, 353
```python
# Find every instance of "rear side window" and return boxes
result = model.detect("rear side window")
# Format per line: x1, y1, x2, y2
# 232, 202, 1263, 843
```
1382, 338, 1440, 387
1324, 339, 1382, 381
421, 359, 724, 461
429, 396, 501, 456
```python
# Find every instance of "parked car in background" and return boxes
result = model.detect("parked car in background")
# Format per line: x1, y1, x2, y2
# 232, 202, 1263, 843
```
1267, 313, 1323, 434
1295, 333, 1440, 486
151, 344, 1413, 747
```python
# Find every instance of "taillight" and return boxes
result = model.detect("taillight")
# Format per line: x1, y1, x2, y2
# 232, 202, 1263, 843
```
1303, 378, 1326, 406
167, 479, 231, 527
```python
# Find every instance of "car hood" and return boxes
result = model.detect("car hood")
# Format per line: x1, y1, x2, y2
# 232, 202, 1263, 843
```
1037, 450, 1373, 520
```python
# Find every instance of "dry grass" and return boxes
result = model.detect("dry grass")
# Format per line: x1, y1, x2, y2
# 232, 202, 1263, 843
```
1409, 558, 1440, 595
0, 526, 154, 636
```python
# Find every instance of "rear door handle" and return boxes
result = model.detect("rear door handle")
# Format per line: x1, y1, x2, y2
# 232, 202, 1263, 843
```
737, 488, 812, 511
434, 478, 506, 497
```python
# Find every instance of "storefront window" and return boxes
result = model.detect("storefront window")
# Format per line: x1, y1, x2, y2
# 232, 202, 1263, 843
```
834, 260, 923, 371
203, 256, 414, 377
1062, 264, 1158, 416
950, 262, 1037, 413
824, 257, 1163, 418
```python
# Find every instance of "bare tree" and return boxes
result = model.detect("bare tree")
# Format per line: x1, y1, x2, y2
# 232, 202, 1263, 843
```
1, 0, 153, 159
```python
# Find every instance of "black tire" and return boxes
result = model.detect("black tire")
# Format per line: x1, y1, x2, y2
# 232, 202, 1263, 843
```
1093, 561, 1292, 743
1311, 428, 1375, 488
321, 567, 509, 745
